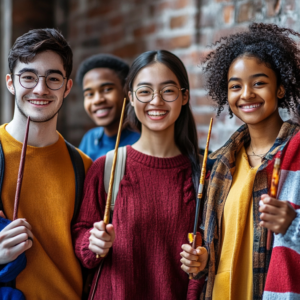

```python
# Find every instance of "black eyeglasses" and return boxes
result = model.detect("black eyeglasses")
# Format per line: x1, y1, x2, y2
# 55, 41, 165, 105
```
134, 85, 186, 103
13, 71, 66, 91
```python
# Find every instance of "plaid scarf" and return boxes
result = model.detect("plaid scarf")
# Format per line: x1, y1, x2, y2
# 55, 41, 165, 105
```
199, 120, 300, 300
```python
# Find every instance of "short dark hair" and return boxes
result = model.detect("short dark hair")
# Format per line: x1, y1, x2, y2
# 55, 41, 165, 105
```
8, 28, 73, 78
203, 23, 300, 117
124, 50, 200, 193
76, 54, 129, 88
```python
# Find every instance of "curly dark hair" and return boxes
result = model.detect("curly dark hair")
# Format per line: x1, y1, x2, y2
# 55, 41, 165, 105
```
203, 23, 300, 117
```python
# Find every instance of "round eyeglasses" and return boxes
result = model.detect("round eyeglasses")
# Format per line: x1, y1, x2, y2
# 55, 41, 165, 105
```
134, 85, 186, 103
13, 72, 66, 91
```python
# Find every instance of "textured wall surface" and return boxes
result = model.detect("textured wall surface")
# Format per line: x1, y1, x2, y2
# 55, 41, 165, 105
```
56, 0, 300, 150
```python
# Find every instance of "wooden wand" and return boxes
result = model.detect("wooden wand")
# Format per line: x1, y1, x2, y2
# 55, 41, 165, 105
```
13, 116, 30, 220
188, 118, 213, 279
266, 156, 281, 251
96, 97, 127, 259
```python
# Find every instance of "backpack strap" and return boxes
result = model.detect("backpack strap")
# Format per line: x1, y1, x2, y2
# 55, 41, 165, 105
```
65, 140, 86, 224
104, 146, 127, 213
0, 141, 5, 213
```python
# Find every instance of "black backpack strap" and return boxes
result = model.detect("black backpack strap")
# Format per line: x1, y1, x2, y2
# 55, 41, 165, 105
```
0, 141, 5, 213
65, 140, 85, 224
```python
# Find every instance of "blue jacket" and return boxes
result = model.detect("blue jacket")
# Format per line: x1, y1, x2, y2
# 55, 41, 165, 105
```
0, 217, 26, 299
79, 127, 140, 161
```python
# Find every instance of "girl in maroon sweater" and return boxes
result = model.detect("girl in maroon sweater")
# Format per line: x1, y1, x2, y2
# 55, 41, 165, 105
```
72, 50, 201, 300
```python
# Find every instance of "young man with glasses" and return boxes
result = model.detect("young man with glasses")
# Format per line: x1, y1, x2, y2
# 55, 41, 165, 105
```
0, 29, 92, 299
76, 54, 140, 160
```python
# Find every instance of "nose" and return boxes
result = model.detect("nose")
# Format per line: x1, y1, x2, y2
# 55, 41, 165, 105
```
150, 92, 164, 105
241, 85, 255, 100
32, 77, 49, 95
92, 91, 105, 105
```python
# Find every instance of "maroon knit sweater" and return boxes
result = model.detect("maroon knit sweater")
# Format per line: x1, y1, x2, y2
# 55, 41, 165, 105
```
72, 146, 197, 300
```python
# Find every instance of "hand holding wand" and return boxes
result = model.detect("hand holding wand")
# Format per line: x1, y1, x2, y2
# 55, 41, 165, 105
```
266, 156, 281, 250
13, 117, 30, 221
96, 98, 127, 259
188, 118, 213, 279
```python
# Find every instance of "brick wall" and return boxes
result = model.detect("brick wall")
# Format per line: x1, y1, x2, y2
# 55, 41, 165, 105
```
56, 0, 300, 150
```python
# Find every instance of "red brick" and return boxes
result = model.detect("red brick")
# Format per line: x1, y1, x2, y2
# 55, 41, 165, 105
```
266, 0, 281, 17
237, 2, 255, 23
87, 4, 114, 18
101, 30, 125, 46
110, 15, 124, 27
112, 43, 146, 58
170, 35, 192, 49
193, 112, 216, 125
170, 15, 188, 29
199, 10, 215, 28
133, 24, 156, 38
173, 0, 190, 9
213, 26, 248, 43
223, 5, 235, 24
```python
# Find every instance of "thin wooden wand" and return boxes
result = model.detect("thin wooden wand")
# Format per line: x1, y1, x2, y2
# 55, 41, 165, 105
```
13, 116, 30, 220
96, 97, 127, 259
188, 118, 213, 279
267, 156, 281, 250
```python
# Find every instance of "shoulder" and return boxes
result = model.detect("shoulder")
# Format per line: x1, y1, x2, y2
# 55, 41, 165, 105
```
85, 155, 106, 180
79, 127, 103, 145
76, 148, 93, 173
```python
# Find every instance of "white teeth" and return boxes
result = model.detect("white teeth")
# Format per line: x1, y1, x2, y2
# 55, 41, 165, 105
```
147, 111, 167, 116
29, 100, 49, 105
96, 109, 110, 114
242, 104, 260, 109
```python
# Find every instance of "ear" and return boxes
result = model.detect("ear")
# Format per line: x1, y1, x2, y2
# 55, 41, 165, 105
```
128, 91, 134, 107
182, 89, 189, 106
63, 79, 73, 98
277, 85, 285, 99
6, 74, 15, 95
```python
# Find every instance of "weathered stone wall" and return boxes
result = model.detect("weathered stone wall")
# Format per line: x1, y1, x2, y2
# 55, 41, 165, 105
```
57, 0, 300, 149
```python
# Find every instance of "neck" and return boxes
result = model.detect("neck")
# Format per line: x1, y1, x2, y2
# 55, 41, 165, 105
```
247, 109, 283, 152
133, 124, 180, 158
103, 120, 119, 137
6, 109, 59, 147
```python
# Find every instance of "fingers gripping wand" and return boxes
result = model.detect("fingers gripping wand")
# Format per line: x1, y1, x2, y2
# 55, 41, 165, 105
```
188, 118, 213, 279
96, 98, 127, 259
13, 117, 30, 220
267, 156, 281, 251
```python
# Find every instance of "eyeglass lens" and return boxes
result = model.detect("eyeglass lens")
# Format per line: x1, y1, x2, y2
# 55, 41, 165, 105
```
135, 85, 180, 102
19, 72, 64, 90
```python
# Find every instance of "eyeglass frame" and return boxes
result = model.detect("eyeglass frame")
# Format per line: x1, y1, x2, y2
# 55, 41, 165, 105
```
133, 85, 187, 103
11, 71, 67, 91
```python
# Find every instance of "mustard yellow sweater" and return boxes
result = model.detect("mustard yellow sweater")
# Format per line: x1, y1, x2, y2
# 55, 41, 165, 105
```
212, 147, 258, 300
0, 124, 92, 300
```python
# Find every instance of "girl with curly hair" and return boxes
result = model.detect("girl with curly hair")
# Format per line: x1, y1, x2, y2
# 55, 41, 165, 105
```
181, 23, 300, 300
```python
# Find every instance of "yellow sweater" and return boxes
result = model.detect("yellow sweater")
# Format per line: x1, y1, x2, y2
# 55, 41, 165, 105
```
0, 124, 92, 300
212, 147, 258, 300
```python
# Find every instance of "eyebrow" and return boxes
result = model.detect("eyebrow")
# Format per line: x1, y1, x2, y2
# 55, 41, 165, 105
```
17, 68, 64, 77
228, 73, 269, 83
83, 82, 115, 93
137, 80, 178, 87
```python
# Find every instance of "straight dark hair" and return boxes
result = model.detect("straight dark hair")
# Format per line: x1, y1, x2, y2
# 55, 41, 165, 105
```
124, 50, 200, 192
8, 28, 73, 79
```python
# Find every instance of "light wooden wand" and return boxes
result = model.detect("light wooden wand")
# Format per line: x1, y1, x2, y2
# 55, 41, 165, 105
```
188, 118, 213, 279
267, 156, 281, 250
96, 97, 127, 259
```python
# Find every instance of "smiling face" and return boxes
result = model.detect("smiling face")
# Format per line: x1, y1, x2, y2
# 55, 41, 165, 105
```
82, 68, 124, 130
129, 62, 188, 134
227, 56, 285, 125
6, 50, 72, 123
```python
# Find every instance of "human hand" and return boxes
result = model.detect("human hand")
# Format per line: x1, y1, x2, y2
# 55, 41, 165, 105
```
89, 221, 116, 257
259, 194, 297, 235
0, 218, 33, 264
180, 244, 208, 277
